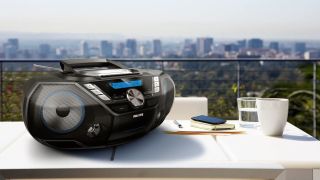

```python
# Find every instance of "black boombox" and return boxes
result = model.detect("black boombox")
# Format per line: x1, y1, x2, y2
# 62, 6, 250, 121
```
23, 59, 175, 149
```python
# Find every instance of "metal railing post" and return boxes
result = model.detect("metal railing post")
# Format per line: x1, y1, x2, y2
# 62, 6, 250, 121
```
313, 61, 317, 138
0, 61, 2, 121
161, 59, 165, 72
237, 61, 240, 98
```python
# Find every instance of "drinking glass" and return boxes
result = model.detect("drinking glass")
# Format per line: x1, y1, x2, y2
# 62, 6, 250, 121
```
237, 97, 259, 127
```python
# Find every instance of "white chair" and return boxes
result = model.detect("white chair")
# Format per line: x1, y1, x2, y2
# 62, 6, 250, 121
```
166, 97, 208, 120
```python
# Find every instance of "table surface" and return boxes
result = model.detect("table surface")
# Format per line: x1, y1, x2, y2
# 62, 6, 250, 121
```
0, 120, 319, 178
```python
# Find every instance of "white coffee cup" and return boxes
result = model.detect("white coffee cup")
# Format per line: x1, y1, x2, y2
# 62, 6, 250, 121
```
256, 98, 289, 136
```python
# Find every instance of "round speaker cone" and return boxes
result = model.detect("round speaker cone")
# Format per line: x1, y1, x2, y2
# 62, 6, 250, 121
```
42, 91, 85, 133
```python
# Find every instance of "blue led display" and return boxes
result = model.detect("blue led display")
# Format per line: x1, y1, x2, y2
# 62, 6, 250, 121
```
110, 80, 142, 89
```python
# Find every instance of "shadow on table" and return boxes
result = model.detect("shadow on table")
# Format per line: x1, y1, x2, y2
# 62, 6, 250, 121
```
114, 126, 206, 162
279, 134, 318, 142
28, 137, 112, 162
27, 125, 205, 163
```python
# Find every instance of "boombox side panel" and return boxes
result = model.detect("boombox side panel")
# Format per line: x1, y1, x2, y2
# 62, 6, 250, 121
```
24, 82, 114, 149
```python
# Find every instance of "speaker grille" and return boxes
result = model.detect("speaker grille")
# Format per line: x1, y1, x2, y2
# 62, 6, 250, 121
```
41, 91, 85, 133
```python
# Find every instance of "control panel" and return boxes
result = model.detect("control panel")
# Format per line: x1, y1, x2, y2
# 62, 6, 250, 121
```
83, 83, 111, 101
82, 76, 160, 104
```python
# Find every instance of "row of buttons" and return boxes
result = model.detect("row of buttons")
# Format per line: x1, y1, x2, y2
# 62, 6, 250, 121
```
83, 83, 110, 101
153, 76, 160, 93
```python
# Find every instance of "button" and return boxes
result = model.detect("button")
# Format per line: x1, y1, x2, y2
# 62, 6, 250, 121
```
98, 94, 110, 101
113, 94, 125, 100
154, 81, 159, 87
153, 76, 159, 82
111, 104, 130, 113
155, 87, 160, 93
84, 83, 95, 90
91, 89, 103, 95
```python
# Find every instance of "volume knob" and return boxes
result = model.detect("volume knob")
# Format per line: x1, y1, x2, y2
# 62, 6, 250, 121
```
87, 123, 101, 138
126, 88, 144, 107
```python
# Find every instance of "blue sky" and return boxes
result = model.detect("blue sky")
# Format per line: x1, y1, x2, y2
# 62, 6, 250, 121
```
0, 0, 319, 39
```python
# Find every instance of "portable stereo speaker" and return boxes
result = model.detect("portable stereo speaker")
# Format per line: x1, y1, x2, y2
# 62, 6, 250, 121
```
22, 59, 175, 149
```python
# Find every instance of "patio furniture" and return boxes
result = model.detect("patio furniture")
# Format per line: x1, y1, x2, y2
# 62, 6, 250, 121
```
0, 97, 319, 180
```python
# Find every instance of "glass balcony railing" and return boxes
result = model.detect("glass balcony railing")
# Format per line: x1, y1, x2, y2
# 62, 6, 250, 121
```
0, 59, 319, 139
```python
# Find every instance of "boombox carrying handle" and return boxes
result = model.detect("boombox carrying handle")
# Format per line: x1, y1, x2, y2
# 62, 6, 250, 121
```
60, 59, 128, 73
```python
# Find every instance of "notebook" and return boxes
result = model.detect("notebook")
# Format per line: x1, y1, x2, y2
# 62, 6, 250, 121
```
191, 120, 235, 130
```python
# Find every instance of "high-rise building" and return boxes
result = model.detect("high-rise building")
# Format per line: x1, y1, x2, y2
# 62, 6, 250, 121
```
196, 37, 213, 56
152, 39, 162, 57
3, 44, 17, 59
237, 39, 247, 49
139, 45, 145, 57
3, 38, 19, 59
182, 43, 197, 57
100, 40, 113, 58
184, 39, 193, 47
248, 38, 263, 49
269, 42, 279, 52
294, 42, 306, 54
80, 41, 89, 57
39, 44, 51, 58
115, 42, 125, 57
8, 38, 19, 50
126, 39, 137, 57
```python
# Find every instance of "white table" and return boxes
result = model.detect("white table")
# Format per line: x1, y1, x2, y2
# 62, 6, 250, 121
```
0, 120, 319, 180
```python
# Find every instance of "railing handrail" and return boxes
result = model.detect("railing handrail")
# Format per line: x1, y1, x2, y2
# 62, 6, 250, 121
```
0, 58, 320, 63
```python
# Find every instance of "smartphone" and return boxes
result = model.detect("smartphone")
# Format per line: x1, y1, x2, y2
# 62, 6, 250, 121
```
191, 115, 226, 125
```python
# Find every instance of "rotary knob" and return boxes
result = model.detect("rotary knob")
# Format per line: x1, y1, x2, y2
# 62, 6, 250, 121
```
126, 88, 145, 107
87, 123, 101, 138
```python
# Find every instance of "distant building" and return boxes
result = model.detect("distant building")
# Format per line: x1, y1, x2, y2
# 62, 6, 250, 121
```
3, 44, 17, 59
80, 41, 89, 57
196, 37, 213, 56
39, 44, 51, 58
248, 38, 263, 49
22, 50, 32, 59
269, 42, 279, 52
224, 44, 239, 52
139, 45, 145, 57
304, 50, 320, 60
184, 39, 193, 46
56, 48, 68, 58
115, 42, 125, 57
182, 43, 197, 57
152, 39, 162, 57
100, 40, 113, 58
294, 42, 306, 54
126, 39, 137, 57
3, 38, 19, 59
8, 38, 19, 50
237, 39, 247, 49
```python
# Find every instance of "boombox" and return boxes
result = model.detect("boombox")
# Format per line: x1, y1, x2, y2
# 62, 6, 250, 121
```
23, 59, 175, 149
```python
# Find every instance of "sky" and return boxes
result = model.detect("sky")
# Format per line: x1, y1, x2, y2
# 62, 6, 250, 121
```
0, 0, 320, 40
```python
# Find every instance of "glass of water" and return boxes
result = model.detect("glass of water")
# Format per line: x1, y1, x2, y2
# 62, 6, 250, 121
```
237, 97, 259, 128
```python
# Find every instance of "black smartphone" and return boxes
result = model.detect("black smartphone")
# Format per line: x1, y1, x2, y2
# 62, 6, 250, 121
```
191, 115, 226, 125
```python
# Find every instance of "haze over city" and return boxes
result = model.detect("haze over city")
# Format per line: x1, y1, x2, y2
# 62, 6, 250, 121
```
1, 0, 320, 60
1, 0, 320, 40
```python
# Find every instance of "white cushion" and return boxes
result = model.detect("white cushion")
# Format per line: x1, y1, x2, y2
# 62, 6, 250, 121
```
165, 97, 208, 120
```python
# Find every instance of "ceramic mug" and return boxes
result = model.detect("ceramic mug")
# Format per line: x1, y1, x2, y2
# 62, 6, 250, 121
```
256, 98, 289, 136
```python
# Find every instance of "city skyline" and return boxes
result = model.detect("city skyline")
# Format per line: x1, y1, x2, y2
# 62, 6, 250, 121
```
1, 36, 320, 60
0, 0, 320, 40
